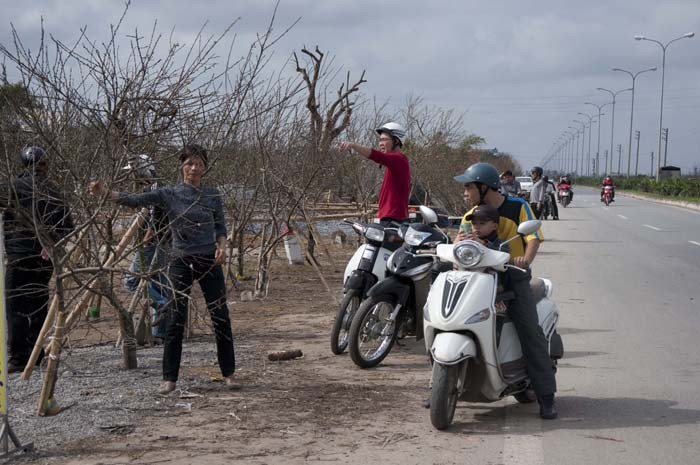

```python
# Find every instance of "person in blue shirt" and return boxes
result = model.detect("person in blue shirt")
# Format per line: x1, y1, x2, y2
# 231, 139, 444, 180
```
89, 144, 237, 393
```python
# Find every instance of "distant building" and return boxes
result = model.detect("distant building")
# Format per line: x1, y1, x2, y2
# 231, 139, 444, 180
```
659, 166, 681, 180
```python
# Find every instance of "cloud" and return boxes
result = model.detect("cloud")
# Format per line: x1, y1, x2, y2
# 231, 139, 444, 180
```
2, 0, 699, 171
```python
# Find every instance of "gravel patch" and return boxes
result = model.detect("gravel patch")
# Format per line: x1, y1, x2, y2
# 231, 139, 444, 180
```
5, 339, 232, 455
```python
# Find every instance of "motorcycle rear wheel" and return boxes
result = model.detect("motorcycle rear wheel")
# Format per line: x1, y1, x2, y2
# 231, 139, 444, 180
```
430, 361, 465, 430
330, 290, 361, 355
561, 197, 570, 208
348, 294, 399, 369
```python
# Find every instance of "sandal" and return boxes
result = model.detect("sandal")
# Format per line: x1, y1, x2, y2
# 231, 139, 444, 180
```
224, 375, 241, 390
159, 381, 176, 394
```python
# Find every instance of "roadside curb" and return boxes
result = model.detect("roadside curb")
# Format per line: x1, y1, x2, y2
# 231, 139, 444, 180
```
619, 191, 700, 212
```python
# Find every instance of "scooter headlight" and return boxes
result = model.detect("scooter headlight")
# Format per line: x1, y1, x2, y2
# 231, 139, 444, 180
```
404, 228, 432, 246
453, 241, 484, 268
365, 227, 385, 242
465, 308, 491, 324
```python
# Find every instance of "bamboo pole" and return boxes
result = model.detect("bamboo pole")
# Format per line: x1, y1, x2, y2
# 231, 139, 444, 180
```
36, 308, 66, 415
64, 210, 145, 330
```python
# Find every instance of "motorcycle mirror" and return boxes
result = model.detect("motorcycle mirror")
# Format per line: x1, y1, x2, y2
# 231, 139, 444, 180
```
419, 205, 438, 225
517, 220, 541, 236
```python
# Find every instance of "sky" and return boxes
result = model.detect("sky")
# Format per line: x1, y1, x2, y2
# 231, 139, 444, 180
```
2, 0, 699, 175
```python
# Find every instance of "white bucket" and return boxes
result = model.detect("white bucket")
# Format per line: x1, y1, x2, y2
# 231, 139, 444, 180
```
283, 235, 304, 265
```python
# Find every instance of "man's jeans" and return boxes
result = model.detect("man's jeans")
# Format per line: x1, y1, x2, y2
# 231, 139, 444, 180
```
124, 244, 169, 338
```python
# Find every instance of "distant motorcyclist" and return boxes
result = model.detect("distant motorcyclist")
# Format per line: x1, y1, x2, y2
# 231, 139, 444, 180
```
543, 176, 559, 220
339, 122, 410, 225
454, 162, 557, 420
528, 166, 546, 219
600, 175, 615, 202
557, 176, 573, 203
499, 170, 522, 197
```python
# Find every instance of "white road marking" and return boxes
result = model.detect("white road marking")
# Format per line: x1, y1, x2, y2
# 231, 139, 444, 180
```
503, 398, 544, 465
617, 214, 628, 220
690, 241, 700, 247
643, 224, 661, 231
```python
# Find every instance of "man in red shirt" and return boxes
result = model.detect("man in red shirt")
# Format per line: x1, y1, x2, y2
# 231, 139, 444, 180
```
339, 122, 411, 224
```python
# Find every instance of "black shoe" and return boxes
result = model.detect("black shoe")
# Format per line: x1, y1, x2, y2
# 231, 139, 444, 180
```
7, 360, 26, 374
423, 397, 431, 409
538, 394, 558, 420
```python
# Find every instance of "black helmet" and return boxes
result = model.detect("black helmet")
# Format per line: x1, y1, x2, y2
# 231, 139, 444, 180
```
21, 146, 48, 167
454, 162, 501, 189
530, 166, 543, 177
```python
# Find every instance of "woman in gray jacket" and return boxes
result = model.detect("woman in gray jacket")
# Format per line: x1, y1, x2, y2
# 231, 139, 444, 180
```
89, 144, 236, 393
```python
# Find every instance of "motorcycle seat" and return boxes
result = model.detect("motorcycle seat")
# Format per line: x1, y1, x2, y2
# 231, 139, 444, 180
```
530, 278, 547, 304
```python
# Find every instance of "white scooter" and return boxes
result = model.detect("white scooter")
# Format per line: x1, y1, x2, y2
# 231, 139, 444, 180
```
330, 220, 403, 354
422, 220, 564, 430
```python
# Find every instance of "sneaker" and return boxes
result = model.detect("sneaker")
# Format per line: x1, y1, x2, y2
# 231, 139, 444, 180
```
538, 394, 558, 420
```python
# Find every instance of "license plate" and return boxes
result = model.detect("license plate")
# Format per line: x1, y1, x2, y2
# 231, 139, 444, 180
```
561, 192, 570, 196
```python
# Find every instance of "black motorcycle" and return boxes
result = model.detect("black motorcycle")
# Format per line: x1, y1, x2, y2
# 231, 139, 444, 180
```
330, 220, 403, 355
348, 212, 450, 369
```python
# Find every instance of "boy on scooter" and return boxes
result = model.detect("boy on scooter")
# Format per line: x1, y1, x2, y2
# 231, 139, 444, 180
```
462, 204, 507, 253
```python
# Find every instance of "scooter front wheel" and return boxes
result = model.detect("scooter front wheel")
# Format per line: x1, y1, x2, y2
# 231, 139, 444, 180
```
430, 361, 465, 430
348, 294, 399, 368
330, 290, 361, 355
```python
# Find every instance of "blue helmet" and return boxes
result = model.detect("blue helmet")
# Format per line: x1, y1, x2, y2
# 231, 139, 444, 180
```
454, 162, 501, 189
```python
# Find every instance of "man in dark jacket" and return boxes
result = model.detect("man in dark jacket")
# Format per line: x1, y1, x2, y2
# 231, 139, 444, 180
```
3, 146, 74, 373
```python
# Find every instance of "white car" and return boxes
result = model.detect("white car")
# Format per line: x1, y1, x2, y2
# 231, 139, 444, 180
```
516, 176, 533, 194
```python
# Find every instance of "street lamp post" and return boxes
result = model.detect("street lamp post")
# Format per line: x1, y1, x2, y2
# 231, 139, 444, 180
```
612, 66, 657, 177
597, 87, 632, 175
574, 120, 586, 175
578, 112, 599, 176
585, 101, 610, 177
564, 131, 575, 174
568, 126, 581, 175
635, 32, 695, 180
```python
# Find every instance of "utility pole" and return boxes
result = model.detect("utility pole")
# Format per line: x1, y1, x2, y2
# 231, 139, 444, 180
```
605, 149, 609, 175
662, 128, 669, 166
634, 131, 641, 176
650, 151, 654, 177
617, 144, 622, 174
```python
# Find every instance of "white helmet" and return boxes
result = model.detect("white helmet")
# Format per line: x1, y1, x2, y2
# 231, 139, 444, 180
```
123, 154, 157, 179
376, 121, 406, 146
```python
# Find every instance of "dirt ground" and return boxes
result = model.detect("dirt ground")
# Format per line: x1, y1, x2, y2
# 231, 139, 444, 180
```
7, 239, 519, 465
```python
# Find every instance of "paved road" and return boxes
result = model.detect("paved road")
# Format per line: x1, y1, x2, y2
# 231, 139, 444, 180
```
515, 187, 700, 465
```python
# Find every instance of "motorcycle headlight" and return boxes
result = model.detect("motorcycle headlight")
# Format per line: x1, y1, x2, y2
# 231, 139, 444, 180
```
404, 228, 432, 246
352, 224, 366, 236
365, 227, 385, 242
453, 241, 484, 268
